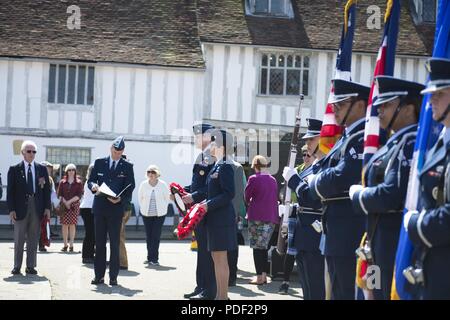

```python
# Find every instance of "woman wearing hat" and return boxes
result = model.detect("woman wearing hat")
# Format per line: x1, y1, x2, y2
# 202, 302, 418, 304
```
57, 163, 83, 252
405, 58, 450, 299
197, 129, 238, 300
138, 165, 171, 266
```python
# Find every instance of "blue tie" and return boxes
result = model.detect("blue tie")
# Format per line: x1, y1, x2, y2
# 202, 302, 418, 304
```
27, 164, 34, 195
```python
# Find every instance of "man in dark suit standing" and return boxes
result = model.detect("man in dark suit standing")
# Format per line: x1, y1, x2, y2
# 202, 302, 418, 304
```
88, 136, 135, 286
7, 140, 51, 275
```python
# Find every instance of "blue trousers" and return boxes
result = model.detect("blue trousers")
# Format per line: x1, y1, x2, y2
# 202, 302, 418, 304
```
142, 215, 165, 263
94, 211, 122, 280
195, 221, 216, 298
326, 255, 356, 300
297, 251, 325, 300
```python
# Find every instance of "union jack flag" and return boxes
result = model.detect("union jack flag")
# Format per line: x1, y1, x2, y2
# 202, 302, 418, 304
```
318, 0, 356, 154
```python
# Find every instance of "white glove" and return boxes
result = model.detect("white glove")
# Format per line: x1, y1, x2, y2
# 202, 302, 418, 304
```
282, 166, 297, 182
306, 173, 316, 184
349, 184, 363, 200
278, 204, 286, 218
403, 210, 418, 231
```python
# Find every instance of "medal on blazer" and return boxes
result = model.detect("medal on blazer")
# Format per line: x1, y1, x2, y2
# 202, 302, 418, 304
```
199, 170, 205, 176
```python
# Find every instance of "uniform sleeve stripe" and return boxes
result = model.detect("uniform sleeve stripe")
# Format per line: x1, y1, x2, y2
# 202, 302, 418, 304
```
417, 209, 433, 248
312, 174, 325, 201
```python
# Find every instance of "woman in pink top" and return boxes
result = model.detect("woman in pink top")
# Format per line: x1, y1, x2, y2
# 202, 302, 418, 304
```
245, 155, 279, 285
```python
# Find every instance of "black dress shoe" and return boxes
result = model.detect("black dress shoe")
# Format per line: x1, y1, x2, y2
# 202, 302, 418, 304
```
183, 289, 202, 299
120, 266, 128, 270
25, 267, 37, 275
39, 247, 47, 252
82, 258, 94, 264
109, 279, 118, 286
91, 278, 104, 285
189, 293, 209, 300
11, 268, 21, 275
228, 279, 237, 287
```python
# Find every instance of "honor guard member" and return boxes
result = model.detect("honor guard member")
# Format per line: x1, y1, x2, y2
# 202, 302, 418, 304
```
349, 76, 424, 300
88, 136, 135, 286
283, 118, 326, 300
308, 79, 370, 300
182, 124, 217, 300
405, 58, 450, 299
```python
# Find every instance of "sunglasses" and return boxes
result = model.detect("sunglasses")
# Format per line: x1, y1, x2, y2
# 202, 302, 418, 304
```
147, 171, 157, 174
303, 154, 311, 158
67, 169, 75, 172
26, 150, 37, 154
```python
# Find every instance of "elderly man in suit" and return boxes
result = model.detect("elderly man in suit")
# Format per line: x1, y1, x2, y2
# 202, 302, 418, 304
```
8, 140, 51, 275
88, 136, 135, 286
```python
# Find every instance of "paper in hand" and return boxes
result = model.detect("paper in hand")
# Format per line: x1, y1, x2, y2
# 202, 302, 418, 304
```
97, 183, 132, 199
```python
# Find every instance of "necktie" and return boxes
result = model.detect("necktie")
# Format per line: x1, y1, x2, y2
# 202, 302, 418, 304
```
27, 164, 34, 195
111, 160, 116, 171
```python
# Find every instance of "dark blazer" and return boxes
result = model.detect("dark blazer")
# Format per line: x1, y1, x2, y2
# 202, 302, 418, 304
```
407, 136, 450, 299
309, 118, 366, 257
7, 161, 51, 220
185, 146, 216, 204
88, 156, 135, 215
205, 160, 235, 228
288, 159, 324, 252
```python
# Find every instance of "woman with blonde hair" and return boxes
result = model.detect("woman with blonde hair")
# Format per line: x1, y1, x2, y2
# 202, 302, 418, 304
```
57, 163, 83, 252
138, 165, 171, 265
245, 155, 279, 285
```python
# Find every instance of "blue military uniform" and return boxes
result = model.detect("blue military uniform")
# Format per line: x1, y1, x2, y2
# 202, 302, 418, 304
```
286, 118, 325, 300
350, 76, 424, 300
407, 58, 450, 299
184, 124, 216, 300
309, 79, 370, 299
88, 136, 135, 284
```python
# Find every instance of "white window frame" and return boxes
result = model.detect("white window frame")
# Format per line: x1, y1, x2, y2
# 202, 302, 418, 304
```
246, 0, 294, 18
259, 52, 310, 97
48, 63, 95, 107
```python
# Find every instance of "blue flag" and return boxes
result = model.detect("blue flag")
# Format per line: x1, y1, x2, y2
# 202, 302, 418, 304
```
392, 0, 450, 300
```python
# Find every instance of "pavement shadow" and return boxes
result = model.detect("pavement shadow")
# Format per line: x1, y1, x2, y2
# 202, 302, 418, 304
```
145, 264, 176, 271
92, 284, 143, 297
119, 270, 140, 277
228, 285, 265, 298
3, 274, 48, 284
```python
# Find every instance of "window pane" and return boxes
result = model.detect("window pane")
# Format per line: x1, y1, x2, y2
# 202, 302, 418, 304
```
295, 55, 301, 68
287, 55, 293, 67
303, 56, 310, 68
255, 0, 268, 13
422, 0, 436, 22
286, 70, 300, 95
302, 70, 309, 95
57, 65, 66, 104
67, 66, 76, 104
278, 55, 285, 67
270, 54, 276, 67
77, 66, 86, 105
269, 68, 284, 95
260, 68, 268, 94
48, 64, 56, 103
271, 0, 285, 15
87, 67, 95, 105
262, 54, 268, 66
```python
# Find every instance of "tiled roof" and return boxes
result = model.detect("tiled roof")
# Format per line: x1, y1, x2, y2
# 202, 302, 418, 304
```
0, 0, 205, 68
197, 0, 433, 56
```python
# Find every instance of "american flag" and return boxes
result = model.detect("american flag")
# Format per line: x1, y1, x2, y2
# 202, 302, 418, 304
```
318, 0, 356, 154
392, 0, 450, 300
362, 0, 400, 167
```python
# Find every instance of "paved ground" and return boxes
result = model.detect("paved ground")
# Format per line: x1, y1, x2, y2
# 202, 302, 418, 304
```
0, 240, 302, 300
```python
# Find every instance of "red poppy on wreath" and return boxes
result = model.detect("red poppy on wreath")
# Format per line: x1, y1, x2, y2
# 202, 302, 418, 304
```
177, 203, 207, 240
169, 182, 192, 216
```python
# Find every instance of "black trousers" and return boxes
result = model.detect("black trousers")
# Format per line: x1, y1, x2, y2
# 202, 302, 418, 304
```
94, 211, 122, 280
80, 209, 95, 259
326, 255, 356, 300
283, 254, 296, 282
228, 246, 239, 282
142, 215, 165, 262
195, 222, 216, 298
253, 248, 269, 275
297, 251, 325, 300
